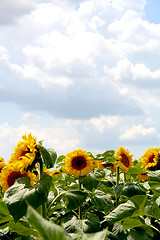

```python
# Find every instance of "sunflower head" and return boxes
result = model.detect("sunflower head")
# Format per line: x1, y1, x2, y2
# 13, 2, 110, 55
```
114, 146, 133, 173
137, 173, 149, 181
63, 149, 95, 178
139, 147, 160, 171
98, 161, 116, 174
44, 168, 62, 176
0, 157, 6, 173
49, 169, 62, 176
0, 164, 38, 192
9, 133, 38, 173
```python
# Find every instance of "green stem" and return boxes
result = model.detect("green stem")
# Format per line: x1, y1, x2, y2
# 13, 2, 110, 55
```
39, 160, 47, 219
148, 224, 160, 234
78, 177, 82, 219
116, 167, 120, 187
116, 167, 120, 207
124, 172, 127, 185
47, 192, 65, 213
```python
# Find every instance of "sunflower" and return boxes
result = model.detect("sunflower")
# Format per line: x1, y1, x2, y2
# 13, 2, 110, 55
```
98, 161, 116, 174
63, 149, 95, 178
0, 164, 38, 192
9, 133, 38, 173
139, 147, 160, 171
137, 173, 149, 181
114, 146, 133, 172
0, 157, 6, 173
49, 169, 62, 176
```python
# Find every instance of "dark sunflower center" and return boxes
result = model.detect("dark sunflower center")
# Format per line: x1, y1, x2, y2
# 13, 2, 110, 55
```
121, 154, 129, 167
0, 166, 4, 173
103, 163, 113, 168
7, 171, 27, 187
71, 156, 87, 170
148, 154, 155, 163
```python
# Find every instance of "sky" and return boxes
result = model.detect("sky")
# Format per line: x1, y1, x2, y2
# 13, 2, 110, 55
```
0, 0, 160, 161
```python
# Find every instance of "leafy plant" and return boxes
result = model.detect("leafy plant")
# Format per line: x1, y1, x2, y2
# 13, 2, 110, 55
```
0, 135, 160, 239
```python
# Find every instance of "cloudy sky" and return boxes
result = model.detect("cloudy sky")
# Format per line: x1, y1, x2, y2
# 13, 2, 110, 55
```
0, 0, 160, 161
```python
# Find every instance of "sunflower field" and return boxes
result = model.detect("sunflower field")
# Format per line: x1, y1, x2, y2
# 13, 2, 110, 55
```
0, 133, 160, 239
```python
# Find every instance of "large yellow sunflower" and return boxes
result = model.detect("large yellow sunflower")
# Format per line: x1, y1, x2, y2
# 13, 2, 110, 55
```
0, 164, 38, 192
0, 157, 6, 173
114, 146, 133, 172
9, 133, 38, 173
139, 147, 160, 171
63, 149, 95, 178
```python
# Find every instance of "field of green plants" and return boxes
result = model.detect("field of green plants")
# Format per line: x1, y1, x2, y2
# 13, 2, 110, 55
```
0, 133, 160, 239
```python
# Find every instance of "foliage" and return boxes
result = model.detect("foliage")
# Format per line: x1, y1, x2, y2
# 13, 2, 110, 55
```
0, 136, 160, 239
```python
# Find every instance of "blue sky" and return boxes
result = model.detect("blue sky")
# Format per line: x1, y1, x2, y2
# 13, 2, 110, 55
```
145, 0, 160, 23
0, 0, 160, 161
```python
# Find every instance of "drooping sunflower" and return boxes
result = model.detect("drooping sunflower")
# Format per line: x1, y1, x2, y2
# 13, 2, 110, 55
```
114, 146, 133, 172
9, 133, 38, 173
139, 147, 160, 171
98, 161, 116, 174
63, 149, 95, 178
137, 173, 149, 181
0, 164, 38, 193
0, 157, 6, 173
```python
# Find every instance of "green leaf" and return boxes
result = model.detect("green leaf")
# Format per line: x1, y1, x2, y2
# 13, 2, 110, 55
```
127, 162, 145, 174
131, 195, 147, 217
123, 217, 144, 229
0, 201, 13, 224
47, 148, 57, 166
3, 174, 52, 221
148, 170, 160, 189
85, 213, 101, 233
102, 150, 115, 157
98, 184, 115, 196
55, 155, 65, 168
120, 183, 147, 197
128, 227, 152, 240
104, 200, 136, 225
82, 229, 118, 240
144, 199, 160, 219
9, 219, 38, 236
39, 144, 57, 168
95, 150, 115, 164
92, 169, 105, 179
91, 190, 112, 212
81, 174, 99, 191
27, 204, 67, 240
147, 170, 160, 181
64, 213, 101, 233
148, 181, 160, 189
65, 190, 88, 210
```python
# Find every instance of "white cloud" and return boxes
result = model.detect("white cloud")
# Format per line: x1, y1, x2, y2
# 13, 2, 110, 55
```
1, 0, 160, 160
0, 46, 9, 62
0, 121, 80, 161
31, 3, 63, 26
21, 112, 35, 121
90, 115, 121, 132
107, 58, 160, 81
119, 124, 157, 141
0, 0, 36, 24
111, 0, 146, 11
